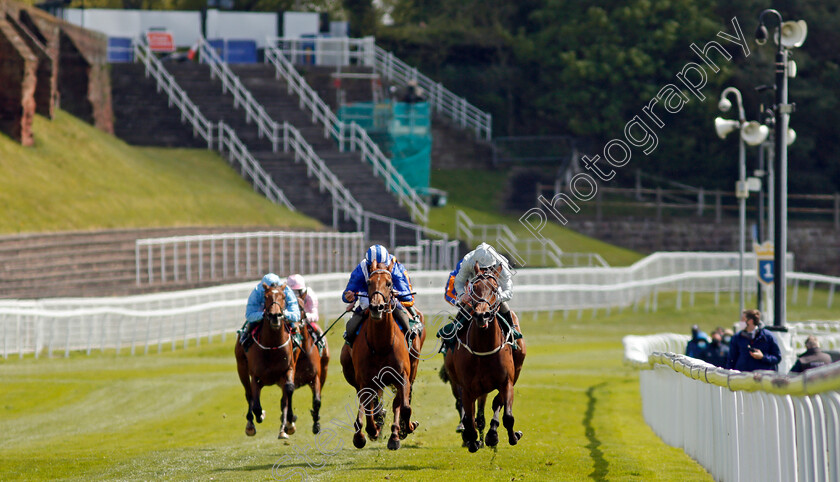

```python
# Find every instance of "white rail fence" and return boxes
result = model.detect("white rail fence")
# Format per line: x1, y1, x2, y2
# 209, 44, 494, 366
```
6, 251, 840, 358
395, 239, 460, 271
135, 231, 366, 286
134, 41, 293, 210
455, 210, 608, 268
264, 43, 429, 223
622, 338, 840, 482
266, 36, 492, 141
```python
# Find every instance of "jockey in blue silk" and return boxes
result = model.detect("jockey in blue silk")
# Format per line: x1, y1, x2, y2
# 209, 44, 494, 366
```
238, 273, 301, 352
341, 245, 419, 344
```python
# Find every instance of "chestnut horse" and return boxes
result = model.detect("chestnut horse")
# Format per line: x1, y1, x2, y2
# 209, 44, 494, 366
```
288, 298, 330, 435
234, 283, 297, 439
443, 262, 526, 452
340, 259, 420, 450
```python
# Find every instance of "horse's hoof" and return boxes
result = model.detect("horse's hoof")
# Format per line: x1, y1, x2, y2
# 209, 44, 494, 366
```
278, 431, 289, 440
353, 433, 366, 449
286, 422, 296, 435
509, 431, 523, 445
387, 437, 401, 451
455, 423, 465, 433
312, 422, 320, 434
468, 441, 480, 453
245, 424, 256, 437
485, 430, 499, 447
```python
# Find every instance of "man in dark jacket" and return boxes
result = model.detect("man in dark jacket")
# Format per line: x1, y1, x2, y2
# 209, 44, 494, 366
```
685, 325, 709, 359
727, 309, 781, 372
703, 329, 730, 368
790, 335, 833, 374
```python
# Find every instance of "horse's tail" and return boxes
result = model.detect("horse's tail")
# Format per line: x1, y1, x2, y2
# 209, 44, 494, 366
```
438, 363, 449, 384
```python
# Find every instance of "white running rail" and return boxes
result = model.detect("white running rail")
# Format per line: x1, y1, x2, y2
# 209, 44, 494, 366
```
622, 346, 840, 482
264, 44, 428, 223
395, 239, 460, 271
266, 37, 492, 141
134, 41, 293, 210
455, 210, 608, 268
195, 37, 361, 226
4, 253, 840, 358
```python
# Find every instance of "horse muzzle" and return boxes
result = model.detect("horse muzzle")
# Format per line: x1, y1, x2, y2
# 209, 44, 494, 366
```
369, 303, 386, 320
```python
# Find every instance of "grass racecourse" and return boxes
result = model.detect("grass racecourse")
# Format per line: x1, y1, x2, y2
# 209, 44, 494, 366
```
2, 290, 837, 481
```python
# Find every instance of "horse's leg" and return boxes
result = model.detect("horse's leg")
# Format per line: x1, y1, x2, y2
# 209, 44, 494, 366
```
485, 393, 503, 447
475, 394, 487, 448
460, 390, 481, 453
278, 369, 295, 439
365, 390, 381, 442
310, 376, 322, 434
387, 387, 402, 450
352, 390, 366, 449
501, 379, 523, 445
236, 346, 256, 436
373, 389, 386, 435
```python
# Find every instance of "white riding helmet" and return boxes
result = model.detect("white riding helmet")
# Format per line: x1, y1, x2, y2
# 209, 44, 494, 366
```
473, 243, 499, 269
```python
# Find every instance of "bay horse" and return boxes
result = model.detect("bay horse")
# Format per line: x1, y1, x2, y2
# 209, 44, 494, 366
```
288, 297, 330, 435
340, 258, 419, 450
234, 283, 297, 439
443, 262, 526, 452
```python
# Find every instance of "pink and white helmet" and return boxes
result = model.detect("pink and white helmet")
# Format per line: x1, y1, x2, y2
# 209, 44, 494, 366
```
286, 274, 306, 291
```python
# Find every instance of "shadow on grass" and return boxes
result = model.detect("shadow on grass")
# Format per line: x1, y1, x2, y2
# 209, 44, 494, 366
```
584, 382, 609, 481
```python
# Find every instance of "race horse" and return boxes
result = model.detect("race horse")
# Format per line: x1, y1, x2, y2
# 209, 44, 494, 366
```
443, 262, 526, 452
235, 283, 297, 439
287, 298, 330, 435
340, 258, 424, 450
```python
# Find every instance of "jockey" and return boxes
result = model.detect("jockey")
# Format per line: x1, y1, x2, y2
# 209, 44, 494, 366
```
342, 244, 419, 344
238, 273, 301, 352
286, 273, 326, 348
443, 242, 522, 341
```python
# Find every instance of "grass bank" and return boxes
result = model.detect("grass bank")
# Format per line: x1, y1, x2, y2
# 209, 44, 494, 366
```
0, 112, 320, 234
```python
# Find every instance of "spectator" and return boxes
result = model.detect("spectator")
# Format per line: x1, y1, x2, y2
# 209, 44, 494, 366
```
727, 309, 781, 372
722, 328, 734, 346
685, 325, 710, 359
703, 330, 730, 368
402, 80, 425, 104
790, 335, 833, 374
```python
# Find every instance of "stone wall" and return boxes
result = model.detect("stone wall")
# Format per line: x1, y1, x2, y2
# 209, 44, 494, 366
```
0, 0, 112, 143
566, 217, 840, 276
0, 16, 37, 145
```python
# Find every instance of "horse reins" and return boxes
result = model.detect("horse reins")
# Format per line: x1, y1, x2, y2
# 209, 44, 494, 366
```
457, 271, 511, 356
254, 289, 293, 351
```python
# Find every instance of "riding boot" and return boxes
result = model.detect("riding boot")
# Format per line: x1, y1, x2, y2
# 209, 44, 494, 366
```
499, 302, 523, 341
394, 306, 415, 341
239, 321, 256, 352
343, 310, 364, 345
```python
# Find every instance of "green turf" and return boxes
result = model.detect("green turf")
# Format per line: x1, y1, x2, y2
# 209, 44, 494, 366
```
429, 169, 643, 267
0, 111, 321, 234
3, 291, 835, 481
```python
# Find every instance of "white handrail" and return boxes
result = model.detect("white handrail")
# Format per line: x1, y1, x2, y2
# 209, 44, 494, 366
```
196, 37, 362, 227
372, 44, 492, 141
133, 41, 293, 210
263, 45, 428, 223
455, 210, 608, 268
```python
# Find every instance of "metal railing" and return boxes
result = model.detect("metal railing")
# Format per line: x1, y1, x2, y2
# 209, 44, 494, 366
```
372, 44, 492, 141
395, 239, 460, 271
197, 36, 362, 227
5, 252, 840, 358
622, 337, 840, 482
135, 231, 365, 286
455, 210, 608, 268
134, 41, 293, 210
264, 43, 428, 223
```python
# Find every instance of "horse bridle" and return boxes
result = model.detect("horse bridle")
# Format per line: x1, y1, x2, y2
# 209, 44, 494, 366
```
255, 290, 293, 351
368, 268, 395, 315
464, 271, 501, 326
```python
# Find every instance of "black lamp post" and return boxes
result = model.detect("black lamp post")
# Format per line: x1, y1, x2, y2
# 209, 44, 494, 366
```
755, 9, 807, 329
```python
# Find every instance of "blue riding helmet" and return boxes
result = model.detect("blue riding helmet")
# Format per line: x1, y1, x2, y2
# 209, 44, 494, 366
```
262, 273, 282, 287
365, 245, 390, 265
